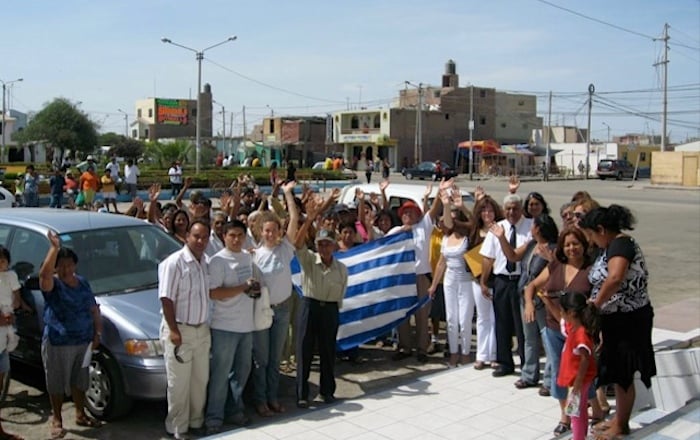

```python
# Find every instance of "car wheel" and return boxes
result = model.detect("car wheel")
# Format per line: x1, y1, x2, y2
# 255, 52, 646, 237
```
85, 351, 133, 420
405, 173, 413, 180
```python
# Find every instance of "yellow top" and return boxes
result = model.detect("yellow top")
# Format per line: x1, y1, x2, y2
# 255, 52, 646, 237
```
101, 175, 115, 193
429, 228, 444, 282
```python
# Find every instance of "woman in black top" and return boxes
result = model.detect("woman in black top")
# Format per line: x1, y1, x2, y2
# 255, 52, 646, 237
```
580, 205, 655, 439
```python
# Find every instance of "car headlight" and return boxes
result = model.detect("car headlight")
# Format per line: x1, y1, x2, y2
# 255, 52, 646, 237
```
124, 339, 164, 357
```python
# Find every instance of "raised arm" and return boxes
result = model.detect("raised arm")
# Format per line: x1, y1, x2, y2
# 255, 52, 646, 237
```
39, 230, 61, 293
282, 180, 299, 242
379, 180, 390, 210
489, 223, 530, 262
174, 176, 192, 209
147, 183, 161, 224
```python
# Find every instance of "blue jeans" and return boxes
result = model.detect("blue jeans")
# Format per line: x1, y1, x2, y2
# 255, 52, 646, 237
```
520, 301, 549, 385
205, 329, 252, 429
24, 191, 39, 207
49, 193, 63, 208
252, 299, 290, 405
542, 326, 567, 400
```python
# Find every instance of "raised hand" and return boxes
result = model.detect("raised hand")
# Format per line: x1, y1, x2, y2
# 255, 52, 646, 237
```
439, 177, 454, 191
474, 185, 486, 201
489, 223, 505, 239
379, 180, 389, 192
423, 183, 433, 199
184, 176, 193, 188
329, 188, 341, 203
47, 230, 61, 248
220, 192, 231, 210
508, 175, 520, 194
281, 180, 296, 194
148, 183, 161, 202
452, 188, 463, 207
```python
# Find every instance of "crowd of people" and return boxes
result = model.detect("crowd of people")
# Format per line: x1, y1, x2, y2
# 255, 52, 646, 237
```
1, 162, 656, 440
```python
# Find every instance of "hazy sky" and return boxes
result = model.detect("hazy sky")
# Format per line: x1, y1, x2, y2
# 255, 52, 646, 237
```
2, 0, 699, 143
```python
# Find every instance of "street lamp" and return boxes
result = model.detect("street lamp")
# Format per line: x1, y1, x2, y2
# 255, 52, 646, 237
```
161, 35, 238, 174
117, 109, 129, 137
1, 77, 23, 161
602, 122, 611, 143
405, 81, 423, 165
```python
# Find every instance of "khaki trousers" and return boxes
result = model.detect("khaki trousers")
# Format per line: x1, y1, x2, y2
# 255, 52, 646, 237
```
398, 273, 431, 354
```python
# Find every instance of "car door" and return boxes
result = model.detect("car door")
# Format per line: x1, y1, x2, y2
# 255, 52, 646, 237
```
6, 227, 50, 366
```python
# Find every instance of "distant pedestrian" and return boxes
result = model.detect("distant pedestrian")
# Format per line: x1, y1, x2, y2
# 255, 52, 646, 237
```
381, 157, 391, 179
168, 161, 183, 199
124, 159, 140, 200
49, 168, 65, 209
23, 165, 39, 207
577, 161, 585, 177
101, 169, 120, 213
105, 157, 121, 194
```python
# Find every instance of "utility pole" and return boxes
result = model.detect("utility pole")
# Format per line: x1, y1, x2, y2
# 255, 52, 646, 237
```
585, 84, 595, 179
468, 85, 474, 180
229, 112, 234, 156
654, 23, 670, 151
545, 91, 552, 182
117, 109, 129, 137
417, 83, 423, 164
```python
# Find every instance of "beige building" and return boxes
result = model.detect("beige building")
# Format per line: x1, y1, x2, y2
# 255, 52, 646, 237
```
132, 84, 213, 141
260, 116, 328, 167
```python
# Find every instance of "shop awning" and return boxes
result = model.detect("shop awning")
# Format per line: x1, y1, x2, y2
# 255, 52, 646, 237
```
457, 139, 501, 154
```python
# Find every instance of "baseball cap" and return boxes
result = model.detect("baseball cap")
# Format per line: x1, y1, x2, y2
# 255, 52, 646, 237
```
398, 200, 422, 217
86, 155, 95, 161
315, 229, 337, 243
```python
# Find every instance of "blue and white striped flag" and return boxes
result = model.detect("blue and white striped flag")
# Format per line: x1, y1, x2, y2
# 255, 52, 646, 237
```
291, 230, 429, 351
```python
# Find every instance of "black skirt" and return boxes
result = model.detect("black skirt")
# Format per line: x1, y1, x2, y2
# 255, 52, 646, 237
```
598, 303, 657, 389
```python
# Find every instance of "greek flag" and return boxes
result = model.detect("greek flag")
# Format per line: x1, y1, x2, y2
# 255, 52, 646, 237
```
291, 231, 428, 351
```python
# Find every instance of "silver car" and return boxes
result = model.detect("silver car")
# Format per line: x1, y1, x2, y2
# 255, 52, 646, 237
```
0, 209, 182, 419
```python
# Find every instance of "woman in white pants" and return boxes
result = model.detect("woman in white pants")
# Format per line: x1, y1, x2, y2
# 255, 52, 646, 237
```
468, 195, 504, 370
428, 193, 474, 367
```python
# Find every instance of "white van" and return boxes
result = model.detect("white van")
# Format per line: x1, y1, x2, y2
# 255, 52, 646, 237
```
338, 183, 474, 213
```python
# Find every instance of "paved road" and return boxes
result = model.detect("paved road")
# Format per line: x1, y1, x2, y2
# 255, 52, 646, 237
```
2, 176, 698, 439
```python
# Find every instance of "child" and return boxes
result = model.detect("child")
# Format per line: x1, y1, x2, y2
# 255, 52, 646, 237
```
0, 246, 21, 355
558, 291, 599, 440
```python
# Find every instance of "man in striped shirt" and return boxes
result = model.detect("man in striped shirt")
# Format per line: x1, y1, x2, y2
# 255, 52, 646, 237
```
159, 220, 211, 440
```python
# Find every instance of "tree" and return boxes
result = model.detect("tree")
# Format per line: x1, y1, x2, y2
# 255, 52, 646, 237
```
143, 139, 193, 168
14, 98, 98, 164
98, 132, 145, 159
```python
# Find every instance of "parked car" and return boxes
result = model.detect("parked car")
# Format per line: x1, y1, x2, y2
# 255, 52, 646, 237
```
402, 161, 458, 181
339, 183, 474, 214
0, 186, 15, 208
311, 161, 357, 179
1, 209, 182, 420
596, 159, 636, 180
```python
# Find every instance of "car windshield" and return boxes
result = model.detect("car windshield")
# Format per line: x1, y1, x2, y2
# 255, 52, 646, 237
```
58, 225, 182, 296
599, 161, 613, 167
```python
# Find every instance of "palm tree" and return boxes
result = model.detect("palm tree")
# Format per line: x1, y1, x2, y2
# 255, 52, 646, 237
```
143, 139, 193, 168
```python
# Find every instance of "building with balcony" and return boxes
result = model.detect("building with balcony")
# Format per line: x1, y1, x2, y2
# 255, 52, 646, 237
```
132, 84, 213, 141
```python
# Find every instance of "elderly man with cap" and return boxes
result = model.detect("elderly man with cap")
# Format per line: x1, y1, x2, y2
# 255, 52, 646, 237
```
293, 202, 348, 408
387, 181, 451, 363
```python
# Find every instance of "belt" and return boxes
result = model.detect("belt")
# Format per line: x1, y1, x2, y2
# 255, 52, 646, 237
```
176, 321, 206, 328
271, 296, 290, 309
495, 274, 520, 281
306, 297, 337, 307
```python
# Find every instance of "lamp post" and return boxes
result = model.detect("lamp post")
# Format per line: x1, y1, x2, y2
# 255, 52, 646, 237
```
405, 81, 423, 165
602, 122, 611, 142
117, 109, 129, 137
1, 77, 23, 161
161, 35, 237, 174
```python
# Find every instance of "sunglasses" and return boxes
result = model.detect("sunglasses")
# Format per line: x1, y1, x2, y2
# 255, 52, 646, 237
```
174, 345, 185, 364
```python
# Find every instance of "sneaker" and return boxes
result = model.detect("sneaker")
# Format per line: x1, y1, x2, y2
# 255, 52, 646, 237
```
296, 399, 309, 409
322, 394, 336, 404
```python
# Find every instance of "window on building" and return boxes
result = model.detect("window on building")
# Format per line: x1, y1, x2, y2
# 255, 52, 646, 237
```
192, 108, 197, 117
137, 109, 142, 118
501, 123, 507, 128
445, 113, 450, 120
269, 119, 274, 134
640, 152, 646, 161
373, 114, 380, 128
480, 89, 486, 98
144, 128, 149, 138
433, 91, 440, 98
351, 116, 359, 129
132, 129, 137, 138
148, 108, 153, 118
480, 117, 486, 125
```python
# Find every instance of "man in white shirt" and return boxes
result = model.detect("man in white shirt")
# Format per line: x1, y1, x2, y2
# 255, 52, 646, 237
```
480, 194, 532, 377
123, 159, 140, 200
158, 220, 211, 439
387, 184, 446, 363
169, 161, 183, 199
204, 220, 258, 434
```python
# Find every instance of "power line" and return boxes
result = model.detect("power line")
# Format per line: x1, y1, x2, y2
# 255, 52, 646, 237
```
535, 0, 656, 40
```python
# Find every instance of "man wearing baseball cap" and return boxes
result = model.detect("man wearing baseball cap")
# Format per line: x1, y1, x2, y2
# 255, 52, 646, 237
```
387, 182, 452, 363
293, 208, 348, 408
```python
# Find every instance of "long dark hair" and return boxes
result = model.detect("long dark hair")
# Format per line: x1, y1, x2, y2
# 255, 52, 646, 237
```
560, 290, 600, 337
469, 196, 504, 247
524, 192, 550, 218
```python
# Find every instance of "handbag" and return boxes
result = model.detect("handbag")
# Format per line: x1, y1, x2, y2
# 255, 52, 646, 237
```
464, 243, 483, 278
253, 286, 274, 331
75, 191, 86, 206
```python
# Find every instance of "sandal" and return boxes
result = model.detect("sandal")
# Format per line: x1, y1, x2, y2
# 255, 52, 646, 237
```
553, 421, 571, 435
473, 361, 486, 370
268, 401, 286, 413
49, 420, 66, 439
75, 414, 102, 428
255, 403, 274, 417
